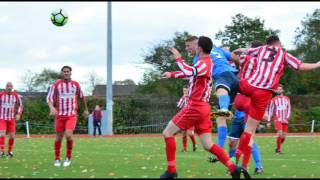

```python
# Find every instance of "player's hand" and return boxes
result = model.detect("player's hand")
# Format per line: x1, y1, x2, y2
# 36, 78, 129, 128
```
161, 72, 171, 79
170, 48, 181, 59
50, 107, 57, 116
15, 114, 21, 121
267, 122, 271, 128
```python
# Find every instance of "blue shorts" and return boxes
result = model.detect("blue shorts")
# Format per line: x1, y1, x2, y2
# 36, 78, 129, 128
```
214, 71, 239, 109
228, 117, 245, 139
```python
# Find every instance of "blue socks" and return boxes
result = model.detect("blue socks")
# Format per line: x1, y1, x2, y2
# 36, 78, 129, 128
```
217, 126, 227, 148
218, 95, 230, 110
252, 142, 263, 169
229, 148, 236, 157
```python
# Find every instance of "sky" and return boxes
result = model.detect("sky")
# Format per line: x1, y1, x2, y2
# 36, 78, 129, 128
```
0, 1, 319, 95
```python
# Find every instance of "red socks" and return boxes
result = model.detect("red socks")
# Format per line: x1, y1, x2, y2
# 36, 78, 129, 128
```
236, 132, 252, 161
8, 138, 14, 152
165, 137, 176, 173
182, 134, 187, 151
66, 140, 73, 159
210, 144, 235, 172
277, 137, 285, 151
0, 136, 4, 153
242, 145, 252, 169
276, 137, 282, 151
54, 140, 62, 160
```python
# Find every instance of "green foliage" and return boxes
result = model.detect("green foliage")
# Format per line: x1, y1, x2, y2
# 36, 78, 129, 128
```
281, 9, 320, 95
20, 96, 106, 134
305, 106, 320, 121
34, 69, 61, 92
113, 95, 178, 134
294, 8, 320, 63
215, 13, 279, 51
138, 31, 194, 98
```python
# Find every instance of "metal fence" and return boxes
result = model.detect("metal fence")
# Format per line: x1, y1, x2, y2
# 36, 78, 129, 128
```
15, 119, 320, 136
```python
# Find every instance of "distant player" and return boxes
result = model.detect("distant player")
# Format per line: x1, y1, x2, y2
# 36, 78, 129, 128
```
267, 84, 291, 154
177, 84, 197, 152
232, 35, 320, 167
47, 65, 89, 167
159, 36, 242, 179
0, 82, 23, 158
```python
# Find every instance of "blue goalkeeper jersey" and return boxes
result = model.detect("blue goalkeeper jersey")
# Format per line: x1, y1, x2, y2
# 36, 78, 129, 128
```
194, 47, 238, 79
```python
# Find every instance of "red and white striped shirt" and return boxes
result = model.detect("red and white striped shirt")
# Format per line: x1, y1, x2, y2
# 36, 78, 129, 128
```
177, 95, 189, 109
47, 79, 84, 117
267, 95, 291, 124
0, 91, 23, 120
246, 45, 302, 90
170, 55, 213, 103
238, 55, 257, 80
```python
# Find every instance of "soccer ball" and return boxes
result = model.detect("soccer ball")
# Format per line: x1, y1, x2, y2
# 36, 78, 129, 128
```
51, 9, 68, 27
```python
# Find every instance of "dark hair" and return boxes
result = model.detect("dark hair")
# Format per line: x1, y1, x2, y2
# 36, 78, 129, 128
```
183, 84, 189, 89
61, 65, 72, 72
251, 41, 263, 48
185, 36, 198, 42
279, 84, 284, 88
266, 35, 280, 45
198, 36, 213, 54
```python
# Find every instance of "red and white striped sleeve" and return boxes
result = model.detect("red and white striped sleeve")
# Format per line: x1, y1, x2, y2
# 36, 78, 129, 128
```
286, 97, 291, 119
46, 83, 56, 104
247, 46, 261, 57
285, 52, 302, 70
77, 83, 84, 99
267, 99, 274, 122
239, 55, 247, 65
16, 94, 23, 115
170, 71, 187, 79
177, 95, 186, 109
175, 57, 208, 77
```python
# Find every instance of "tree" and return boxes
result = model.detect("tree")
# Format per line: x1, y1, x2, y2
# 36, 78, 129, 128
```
20, 68, 60, 92
293, 9, 320, 63
21, 69, 37, 92
34, 69, 61, 92
137, 31, 194, 97
215, 13, 280, 51
83, 70, 104, 95
281, 9, 320, 95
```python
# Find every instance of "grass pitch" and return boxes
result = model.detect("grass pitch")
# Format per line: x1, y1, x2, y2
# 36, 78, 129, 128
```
0, 135, 319, 178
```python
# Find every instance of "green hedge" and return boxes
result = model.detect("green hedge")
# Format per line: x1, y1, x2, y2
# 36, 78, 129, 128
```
18, 95, 320, 134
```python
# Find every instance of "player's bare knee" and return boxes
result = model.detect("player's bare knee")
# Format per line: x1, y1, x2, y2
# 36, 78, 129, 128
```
229, 139, 237, 149
162, 130, 173, 138
201, 142, 212, 151
55, 133, 63, 141
9, 134, 15, 139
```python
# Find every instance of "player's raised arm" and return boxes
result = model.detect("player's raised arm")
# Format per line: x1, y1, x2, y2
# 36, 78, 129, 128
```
171, 48, 210, 77
298, 61, 320, 71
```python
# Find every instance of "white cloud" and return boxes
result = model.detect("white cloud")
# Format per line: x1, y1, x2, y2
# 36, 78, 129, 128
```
28, 50, 49, 59
0, 2, 319, 91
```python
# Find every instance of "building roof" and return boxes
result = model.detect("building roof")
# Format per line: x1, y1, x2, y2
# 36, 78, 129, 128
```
0, 89, 47, 98
92, 84, 138, 97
